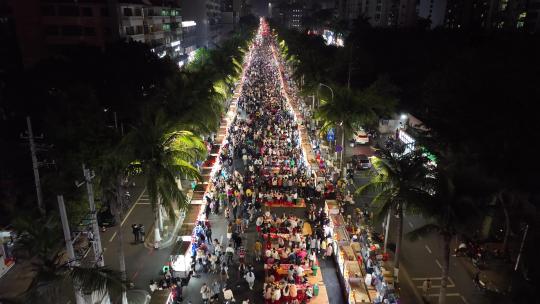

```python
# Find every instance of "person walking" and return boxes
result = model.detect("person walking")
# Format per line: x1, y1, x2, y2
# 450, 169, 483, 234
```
139, 224, 145, 243
238, 245, 246, 264
200, 283, 211, 304
223, 285, 236, 303
226, 243, 235, 265
220, 262, 229, 281
238, 262, 247, 281
131, 224, 139, 243
209, 253, 218, 274
320, 238, 327, 258
254, 239, 262, 261
211, 281, 221, 303
422, 279, 432, 297
244, 268, 255, 290
206, 226, 212, 242
325, 242, 334, 259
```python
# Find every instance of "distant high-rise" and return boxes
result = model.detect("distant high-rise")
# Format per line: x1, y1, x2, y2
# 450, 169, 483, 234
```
525, 0, 540, 32
182, 0, 222, 48
417, 0, 447, 28
443, 0, 535, 31
3, 0, 194, 67
270, 0, 305, 30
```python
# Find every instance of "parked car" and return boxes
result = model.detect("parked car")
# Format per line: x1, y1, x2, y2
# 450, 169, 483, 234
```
97, 206, 117, 228
352, 154, 371, 170
353, 128, 369, 145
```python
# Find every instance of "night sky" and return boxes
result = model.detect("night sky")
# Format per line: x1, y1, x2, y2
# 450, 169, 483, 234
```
252, 0, 268, 17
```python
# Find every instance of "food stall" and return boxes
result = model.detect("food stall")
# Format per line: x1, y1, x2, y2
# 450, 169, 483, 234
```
170, 238, 192, 278
324, 200, 398, 304
0, 230, 15, 279
149, 290, 175, 304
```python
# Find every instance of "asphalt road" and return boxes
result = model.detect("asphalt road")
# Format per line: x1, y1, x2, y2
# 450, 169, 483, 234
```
342, 145, 494, 304
99, 176, 177, 301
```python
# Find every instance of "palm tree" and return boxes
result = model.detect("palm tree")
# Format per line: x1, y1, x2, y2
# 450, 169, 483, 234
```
13, 215, 124, 304
407, 168, 483, 304
355, 149, 433, 280
315, 81, 396, 171
96, 152, 132, 304
121, 108, 206, 246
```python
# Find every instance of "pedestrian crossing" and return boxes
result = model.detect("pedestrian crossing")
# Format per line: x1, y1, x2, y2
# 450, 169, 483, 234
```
411, 276, 468, 304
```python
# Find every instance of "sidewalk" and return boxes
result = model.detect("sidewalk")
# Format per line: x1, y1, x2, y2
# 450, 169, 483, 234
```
143, 180, 194, 250
0, 257, 35, 302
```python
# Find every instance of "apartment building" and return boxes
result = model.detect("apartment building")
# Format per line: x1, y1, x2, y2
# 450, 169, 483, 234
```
4, 0, 198, 67
118, 1, 184, 60
417, 0, 447, 28
182, 0, 222, 48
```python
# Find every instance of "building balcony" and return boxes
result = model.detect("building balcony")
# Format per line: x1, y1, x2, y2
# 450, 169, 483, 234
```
125, 32, 145, 42
145, 16, 164, 24
145, 30, 164, 40
121, 15, 144, 27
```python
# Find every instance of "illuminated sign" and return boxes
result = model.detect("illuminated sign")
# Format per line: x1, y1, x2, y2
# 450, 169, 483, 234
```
181, 21, 196, 27
398, 130, 414, 145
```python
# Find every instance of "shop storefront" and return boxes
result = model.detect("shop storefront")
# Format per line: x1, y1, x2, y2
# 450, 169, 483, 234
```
0, 230, 15, 279
170, 239, 192, 278
325, 201, 398, 304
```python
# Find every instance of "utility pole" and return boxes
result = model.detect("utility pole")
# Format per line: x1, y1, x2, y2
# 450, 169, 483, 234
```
515, 224, 529, 271
20, 116, 45, 216
57, 195, 86, 304
76, 165, 104, 267
339, 123, 345, 174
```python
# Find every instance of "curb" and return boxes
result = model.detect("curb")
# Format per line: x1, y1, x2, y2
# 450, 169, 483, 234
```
400, 263, 425, 304
143, 214, 185, 249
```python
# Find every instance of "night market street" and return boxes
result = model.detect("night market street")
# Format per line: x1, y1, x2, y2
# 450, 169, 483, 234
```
101, 19, 506, 304
2, 3, 537, 304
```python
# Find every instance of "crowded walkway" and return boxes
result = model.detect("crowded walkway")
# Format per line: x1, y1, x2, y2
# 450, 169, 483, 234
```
149, 19, 343, 304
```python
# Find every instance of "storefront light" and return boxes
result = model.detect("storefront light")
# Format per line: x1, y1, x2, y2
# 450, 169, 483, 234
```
181, 21, 196, 27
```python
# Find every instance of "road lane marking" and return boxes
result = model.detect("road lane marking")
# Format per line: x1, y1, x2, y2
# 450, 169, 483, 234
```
435, 259, 442, 269
425, 245, 432, 254
416, 282, 455, 288
426, 293, 461, 297
136, 202, 151, 205
109, 188, 147, 243
121, 188, 146, 226
412, 277, 455, 287
460, 295, 469, 304
408, 221, 414, 228
412, 277, 443, 280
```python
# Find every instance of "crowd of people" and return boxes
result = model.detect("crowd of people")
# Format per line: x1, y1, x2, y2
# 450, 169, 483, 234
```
151, 20, 344, 304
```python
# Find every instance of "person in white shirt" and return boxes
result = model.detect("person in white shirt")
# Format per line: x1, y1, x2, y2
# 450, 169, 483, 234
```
296, 265, 304, 277
272, 250, 280, 260
200, 283, 211, 304
271, 287, 281, 302
244, 270, 256, 290
226, 244, 235, 265
223, 286, 235, 302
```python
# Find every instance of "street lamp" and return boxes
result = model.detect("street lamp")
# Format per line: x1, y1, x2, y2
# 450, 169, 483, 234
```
316, 82, 334, 108
339, 121, 345, 173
